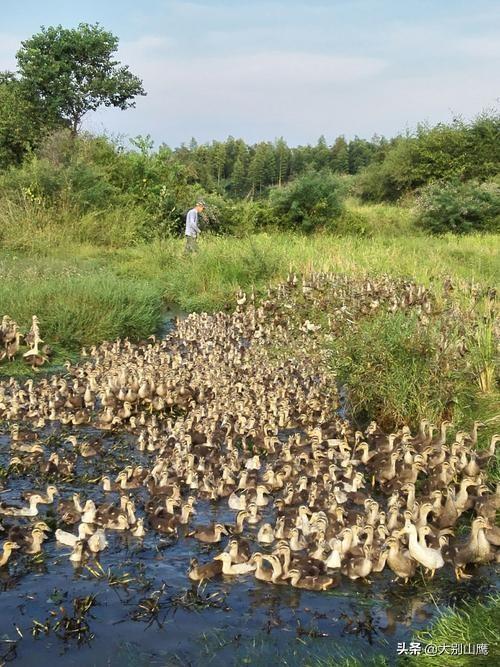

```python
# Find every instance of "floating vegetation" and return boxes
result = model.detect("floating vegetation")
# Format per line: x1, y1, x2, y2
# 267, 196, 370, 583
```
31, 595, 97, 646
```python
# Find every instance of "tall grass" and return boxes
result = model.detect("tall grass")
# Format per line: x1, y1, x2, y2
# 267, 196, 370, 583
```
467, 299, 499, 394
0, 253, 162, 349
408, 596, 500, 666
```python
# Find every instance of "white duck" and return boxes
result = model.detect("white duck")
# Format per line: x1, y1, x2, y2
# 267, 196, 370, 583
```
0, 494, 44, 517
403, 522, 444, 578
214, 552, 256, 575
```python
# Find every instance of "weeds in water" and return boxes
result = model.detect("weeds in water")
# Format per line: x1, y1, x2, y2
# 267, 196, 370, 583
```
131, 583, 169, 628
31, 595, 97, 646
167, 584, 229, 614
0, 638, 17, 664
84, 560, 149, 589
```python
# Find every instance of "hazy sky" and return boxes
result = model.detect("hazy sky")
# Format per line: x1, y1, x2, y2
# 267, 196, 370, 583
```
1, 0, 499, 146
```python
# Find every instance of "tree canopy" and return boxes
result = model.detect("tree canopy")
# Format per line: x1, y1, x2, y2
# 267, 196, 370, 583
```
16, 23, 145, 134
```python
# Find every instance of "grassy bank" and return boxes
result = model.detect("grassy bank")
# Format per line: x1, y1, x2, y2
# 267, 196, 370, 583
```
407, 595, 500, 666
1, 231, 498, 448
1, 231, 498, 339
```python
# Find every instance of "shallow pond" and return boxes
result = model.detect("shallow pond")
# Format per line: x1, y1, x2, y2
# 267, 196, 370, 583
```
1, 313, 498, 666
1, 419, 498, 667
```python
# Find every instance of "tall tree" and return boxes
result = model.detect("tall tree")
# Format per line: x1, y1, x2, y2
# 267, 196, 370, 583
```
314, 135, 330, 170
275, 137, 290, 187
331, 136, 349, 173
16, 23, 145, 135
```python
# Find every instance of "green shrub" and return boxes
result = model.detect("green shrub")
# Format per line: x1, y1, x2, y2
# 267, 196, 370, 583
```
356, 113, 500, 202
332, 199, 418, 237
268, 171, 345, 232
416, 180, 500, 235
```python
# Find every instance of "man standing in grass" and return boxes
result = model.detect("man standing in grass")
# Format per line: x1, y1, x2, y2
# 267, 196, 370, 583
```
185, 201, 205, 253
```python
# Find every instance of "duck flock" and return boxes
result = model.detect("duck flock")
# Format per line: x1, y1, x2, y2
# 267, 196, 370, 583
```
0, 273, 499, 593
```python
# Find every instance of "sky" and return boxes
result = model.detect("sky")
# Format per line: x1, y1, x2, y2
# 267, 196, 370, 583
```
1, 0, 499, 147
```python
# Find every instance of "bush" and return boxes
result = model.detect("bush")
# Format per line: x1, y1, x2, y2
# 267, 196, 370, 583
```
416, 180, 500, 235
332, 199, 418, 237
268, 171, 345, 232
356, 113, 500, 202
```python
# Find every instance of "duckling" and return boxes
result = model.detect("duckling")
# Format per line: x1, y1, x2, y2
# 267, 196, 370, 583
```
341, 545, 373, 580
214, 552, 256, 575
0, 494, 44, 517
0, 540, 20, 567
257, 523, 275, 545
285, 567, 335, 591
190, 523, 228, 543
384, 536, 416, 583
188, 557, 223, 582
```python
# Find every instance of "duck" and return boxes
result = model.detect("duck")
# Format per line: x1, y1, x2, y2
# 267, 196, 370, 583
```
228, 490, 247, 511
24, 527, 47, 554
445, 516, 495, 580
0, 494, 44, 517
288, 527, 307, 552
341, 545, 373, 580
22, 485, 58, 504
230, 510, 249, 535
131, 518, 147, 538
403, 522, 444, 578
225, 538, 251, 564
55, 525, 91, 547
0, 540, 20, 567
284, 567, 335, 591
384, 536, 416, 583
324, 539, 342, 569
190, 523, 228, 543
257, 523, 275, 545
214, 552, 256, 575
87, 529, 108, 553
188, 557, 223, 582
69, 540, 86, 563
251, 552, 274, 582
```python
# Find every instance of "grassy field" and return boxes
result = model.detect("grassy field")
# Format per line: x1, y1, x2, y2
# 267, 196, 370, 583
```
1, 229, 498, 438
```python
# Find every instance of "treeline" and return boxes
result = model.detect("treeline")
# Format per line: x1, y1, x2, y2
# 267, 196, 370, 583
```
0, 22, 498, 242
169, 134, 384, 196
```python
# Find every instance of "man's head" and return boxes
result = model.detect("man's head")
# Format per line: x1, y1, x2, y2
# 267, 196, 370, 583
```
195, 201, 205, 212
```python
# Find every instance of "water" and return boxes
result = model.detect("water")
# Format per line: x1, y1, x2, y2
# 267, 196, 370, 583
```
0, 311, 498, 665
1, 420, 497, 667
